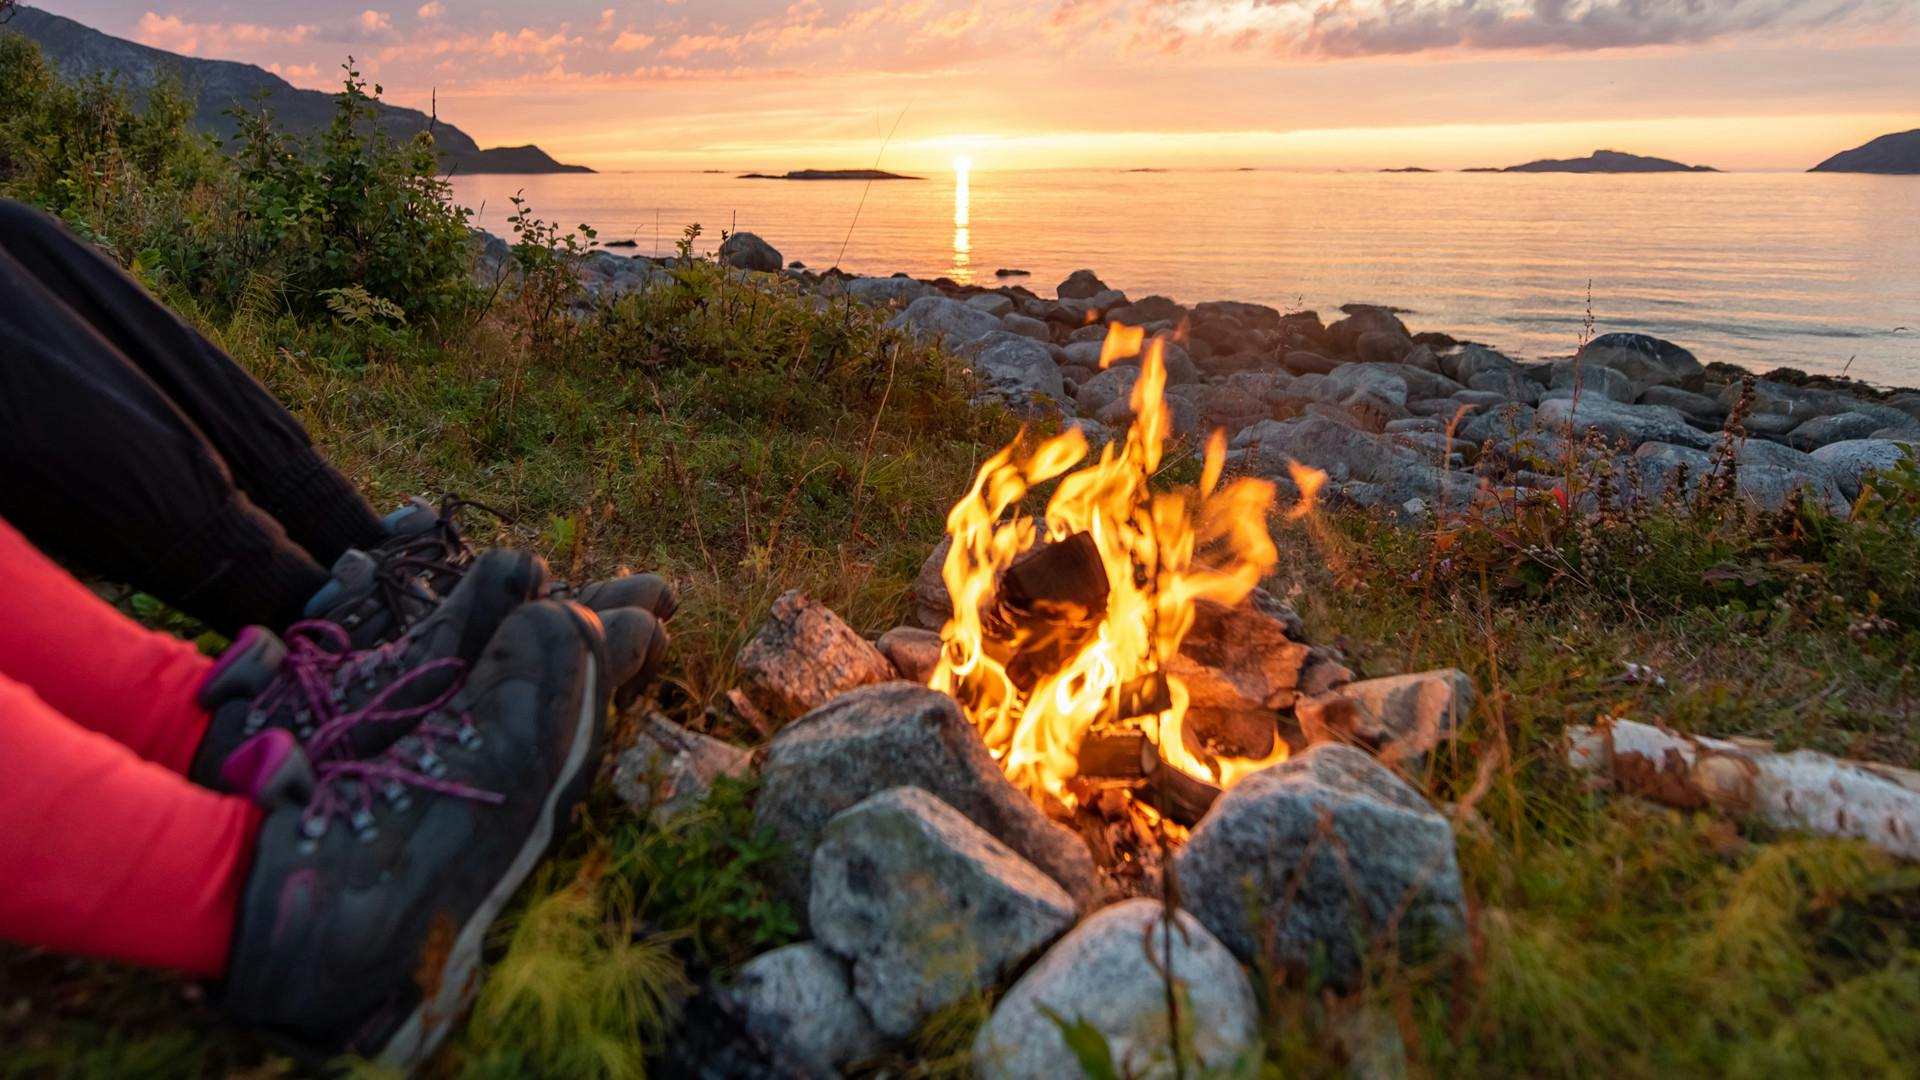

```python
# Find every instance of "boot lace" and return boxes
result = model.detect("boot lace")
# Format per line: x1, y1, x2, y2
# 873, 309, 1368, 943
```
364, 495, 514, 631
253, 619, 505, 842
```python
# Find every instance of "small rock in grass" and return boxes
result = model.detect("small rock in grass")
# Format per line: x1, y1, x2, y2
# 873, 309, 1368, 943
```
973, 899, 1260, 1080
730, 943, 883, 1078
1174, 744, 1467, 989
612, 713, 753, 825
736, 591, 895, 726
811, 787, 1076, 1039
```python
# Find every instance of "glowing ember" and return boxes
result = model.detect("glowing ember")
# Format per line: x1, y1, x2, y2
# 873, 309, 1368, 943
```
929, 325, 1286, 810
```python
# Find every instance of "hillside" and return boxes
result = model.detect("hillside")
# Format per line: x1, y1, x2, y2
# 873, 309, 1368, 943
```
1811, 129, 1920, 174
1, 5, 588, 174
1482, 149, 1718, 173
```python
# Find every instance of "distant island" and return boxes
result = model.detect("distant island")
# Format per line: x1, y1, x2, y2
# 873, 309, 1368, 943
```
737, 169, 922, 181
2, 5, 590, 174
1475, 149, 1719, 173
1810, 129, 1920, 175
1380, 167, 1435, 173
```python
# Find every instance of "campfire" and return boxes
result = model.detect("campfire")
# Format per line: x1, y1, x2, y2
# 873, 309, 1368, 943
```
928, 325, 1306, 842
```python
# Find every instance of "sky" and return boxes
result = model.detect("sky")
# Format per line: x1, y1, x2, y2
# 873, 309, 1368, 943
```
32, 0, 1920, 171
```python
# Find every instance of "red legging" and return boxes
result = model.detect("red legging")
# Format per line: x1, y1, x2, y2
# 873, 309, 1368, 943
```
0, 516, 260, 977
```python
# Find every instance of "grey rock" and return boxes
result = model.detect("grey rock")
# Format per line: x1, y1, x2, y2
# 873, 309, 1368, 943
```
1077, 364, 1141, 417
876, 626, 942, 685
1468, 368, 1541, 404
1296, 670, 1475, 767
1355, 330, 1415, 366
718, 231, 782, 272
1325, 362, 1464, 405
887, 295, 1004, 351
847, 276, 933, 306
736, 591, 895, 726
811, 787, 1076, 1039
1458, 402, 1535, 445
1442, 345, 1519, 385
1174, 744, 1467, 988
1229, 417, 1406, 484
1067, 323, 1109, 344
1068, 417, 1115, 450
1000, 312, 1051, 342
1401, 343, 1442, 374
1810, 439, 1916, 499
1788, 411, 1898, 449
1062, 340, 1108, 368
1537, 395, 1713, 449
753, 683, 1099, 912
1384, 417, 1445, 434
1639, 384, 1728, 422
1056, 268, 1109, 300
966, 293, 1015, 318
612, 714, 753, 826
1108, 295, 1186, 326
1084, 288, 1130, 316
909, 538, 956, 628
973, 899, 1260, 1080
1739, 464, 1850, 516
1098, 394, 1203, 440
1447, 389, 1510, 410
1578, 333, 1703, 390
1328, 306, 1410, 355
967, 331, 1068, 412
1549, 361, 1637, 403
1283, 350, 1342, 376
731, 943, 882, 1077
1193, 383, 1270, 438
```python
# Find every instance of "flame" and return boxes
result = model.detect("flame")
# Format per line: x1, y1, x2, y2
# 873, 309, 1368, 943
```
930, 326, 1283, 806
1285, 460, 1327, 520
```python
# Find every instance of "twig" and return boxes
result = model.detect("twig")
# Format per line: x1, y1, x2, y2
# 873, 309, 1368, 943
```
832, 101, 914, 272
848, 341, 900, 541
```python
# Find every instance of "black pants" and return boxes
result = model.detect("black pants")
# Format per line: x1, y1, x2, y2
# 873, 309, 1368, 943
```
0, 200, 387, 633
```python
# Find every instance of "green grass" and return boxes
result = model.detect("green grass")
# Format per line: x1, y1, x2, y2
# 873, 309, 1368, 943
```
4, 38, 1920, 1079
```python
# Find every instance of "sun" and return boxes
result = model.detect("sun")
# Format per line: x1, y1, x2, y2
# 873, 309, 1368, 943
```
953, 155, 973, 172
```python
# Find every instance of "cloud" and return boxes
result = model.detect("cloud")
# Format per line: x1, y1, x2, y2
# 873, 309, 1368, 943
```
416, 2, 443, 19
598, 8, 617, 32
133, 12, 313, 55
359, 9, 392, 33
660, 32, 743, 59
1154, 0, 1917, 58
611, 30, 657, 52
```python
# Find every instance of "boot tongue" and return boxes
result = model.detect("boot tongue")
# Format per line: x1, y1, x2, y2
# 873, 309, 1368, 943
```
221, 730, 317, 809
303, 550, 382, 619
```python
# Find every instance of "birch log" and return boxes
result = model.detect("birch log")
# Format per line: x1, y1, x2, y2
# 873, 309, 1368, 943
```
1566, 718, 1920, 860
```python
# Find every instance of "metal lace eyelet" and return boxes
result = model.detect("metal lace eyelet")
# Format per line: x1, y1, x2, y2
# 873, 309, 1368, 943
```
344, 613, 361, 628
350, 808, 376, 834
457, 726, 482, 749
301, 816, 328, 839
244, 709, 266, 733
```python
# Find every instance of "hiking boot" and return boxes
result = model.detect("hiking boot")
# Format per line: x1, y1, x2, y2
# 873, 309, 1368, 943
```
189, 549, 548, 787
597, 606, 671, 712
310, 495, 677, 647
219, 599, 612, 1069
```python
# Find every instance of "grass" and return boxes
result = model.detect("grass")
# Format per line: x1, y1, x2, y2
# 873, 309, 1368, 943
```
4, 41, 1920, 1080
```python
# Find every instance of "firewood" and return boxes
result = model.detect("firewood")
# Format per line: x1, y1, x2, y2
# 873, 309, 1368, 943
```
1567, 718, 1920, 860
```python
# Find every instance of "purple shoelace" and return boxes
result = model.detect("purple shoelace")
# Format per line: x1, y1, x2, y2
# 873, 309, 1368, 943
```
255, 620, 505, 837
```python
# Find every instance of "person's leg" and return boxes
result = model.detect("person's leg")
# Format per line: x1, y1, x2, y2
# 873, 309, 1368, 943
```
0, 199, 386, 566
0, 672, 258, 977
0, 516, 222, 771
0, 244, 333, 633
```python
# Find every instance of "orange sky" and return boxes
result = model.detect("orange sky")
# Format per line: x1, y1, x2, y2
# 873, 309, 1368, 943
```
42, 0, 1920, 171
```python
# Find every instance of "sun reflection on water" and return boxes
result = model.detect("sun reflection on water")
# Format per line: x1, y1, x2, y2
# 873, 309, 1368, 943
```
952, 156, 972, 284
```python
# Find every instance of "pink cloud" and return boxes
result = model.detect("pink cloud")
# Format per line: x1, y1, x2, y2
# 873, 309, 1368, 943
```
660, 33, 743, 59
611, 30, 658, 53
134, 11, 314, 56
416, 2, 443, 20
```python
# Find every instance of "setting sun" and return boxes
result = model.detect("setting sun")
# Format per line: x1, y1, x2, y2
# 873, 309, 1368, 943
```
952, 155, 973, 173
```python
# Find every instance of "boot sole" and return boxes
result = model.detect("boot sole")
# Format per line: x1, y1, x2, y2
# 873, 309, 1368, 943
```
370, 602, 609, 1071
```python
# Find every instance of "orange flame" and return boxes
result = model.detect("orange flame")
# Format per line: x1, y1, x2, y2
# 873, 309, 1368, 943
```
930, 327, 1283, 805
1285, 460, 1327, 520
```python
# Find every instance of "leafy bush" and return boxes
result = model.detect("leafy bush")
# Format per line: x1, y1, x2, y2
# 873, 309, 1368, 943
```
227, 62, 474, 328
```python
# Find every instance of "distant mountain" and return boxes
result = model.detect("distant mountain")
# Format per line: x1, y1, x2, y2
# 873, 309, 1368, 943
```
2, 5, 589, 174
1483, 149, 1718, 173
1810, 130, 1920, 175
736, 169, 922, 180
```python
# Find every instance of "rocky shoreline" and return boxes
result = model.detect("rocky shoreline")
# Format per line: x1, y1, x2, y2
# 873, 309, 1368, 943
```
480, 229, 1920, 519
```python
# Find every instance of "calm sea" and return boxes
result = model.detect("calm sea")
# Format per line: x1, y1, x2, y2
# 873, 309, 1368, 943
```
447, 169, 1920, 386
